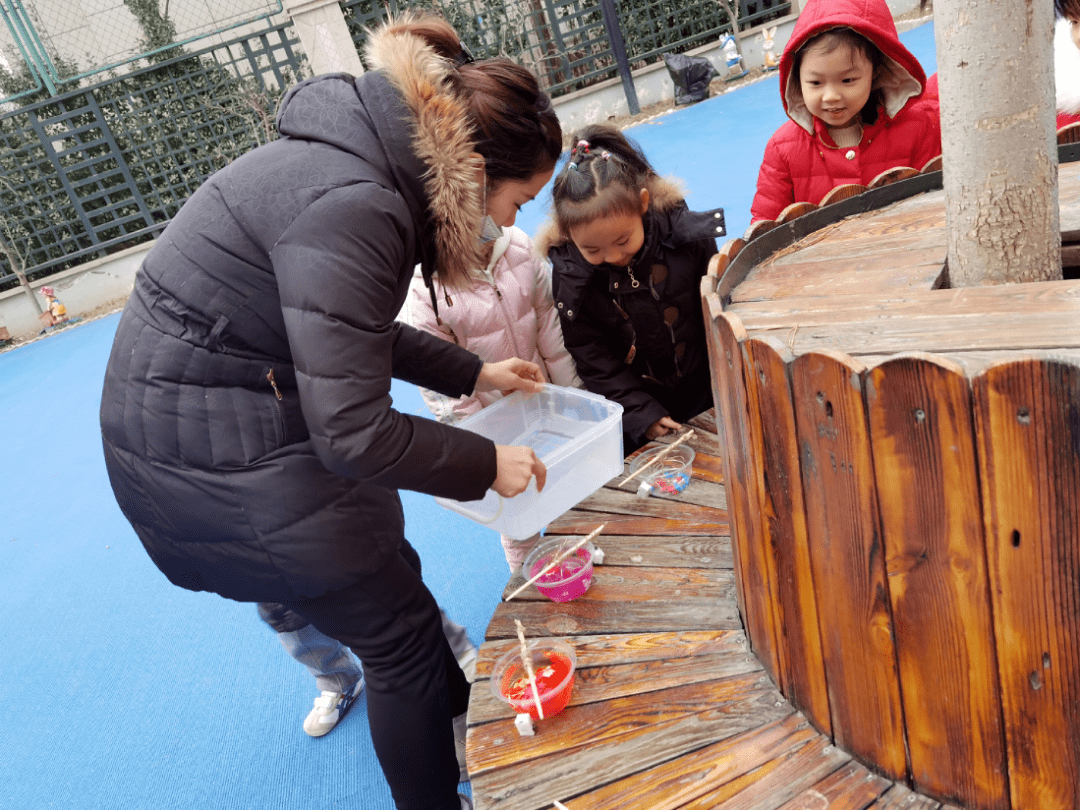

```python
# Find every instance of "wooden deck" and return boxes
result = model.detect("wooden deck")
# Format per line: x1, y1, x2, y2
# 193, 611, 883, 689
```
463, 410, 954, 810
465, 158, 1080, 810
721, 168, 1080, 367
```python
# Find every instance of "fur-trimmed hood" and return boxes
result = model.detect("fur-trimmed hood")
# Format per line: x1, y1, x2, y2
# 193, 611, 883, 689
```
533, 174, 687, 256
275, 16, 486, 285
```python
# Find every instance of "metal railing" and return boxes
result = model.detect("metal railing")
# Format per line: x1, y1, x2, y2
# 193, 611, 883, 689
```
0, 0, 791, 292
0, 21, 306, 293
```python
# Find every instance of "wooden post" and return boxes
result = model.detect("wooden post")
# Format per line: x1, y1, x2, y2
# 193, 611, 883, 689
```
934, 0, 1061, 285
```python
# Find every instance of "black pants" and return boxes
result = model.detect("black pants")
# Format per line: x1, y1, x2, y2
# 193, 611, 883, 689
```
283, 539, 469, 810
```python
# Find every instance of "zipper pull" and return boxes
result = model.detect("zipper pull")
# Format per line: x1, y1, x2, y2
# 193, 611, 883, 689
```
267, 369, 282, 401
492, 281, 502, 299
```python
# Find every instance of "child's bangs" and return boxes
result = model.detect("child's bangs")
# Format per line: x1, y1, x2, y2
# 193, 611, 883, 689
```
559, 184, 643, 235
1059, 0, 1080, 20
797, 28, 879, 73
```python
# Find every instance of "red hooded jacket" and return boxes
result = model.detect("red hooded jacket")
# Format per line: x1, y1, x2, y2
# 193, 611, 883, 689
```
750, 0, 941, 222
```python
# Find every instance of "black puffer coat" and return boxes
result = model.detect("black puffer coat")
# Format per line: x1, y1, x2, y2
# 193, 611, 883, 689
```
100, 29, 499, 602
538, 180, 724, 445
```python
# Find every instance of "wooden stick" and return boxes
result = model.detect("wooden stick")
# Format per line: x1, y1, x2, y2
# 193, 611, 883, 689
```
618, 430, 696, 488
514, 619, 544, 720
504, 524, 605, 602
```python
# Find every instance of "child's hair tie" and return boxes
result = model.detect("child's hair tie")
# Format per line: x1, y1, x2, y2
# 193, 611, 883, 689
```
576, 138, 590, 153
600, 151, 611, 161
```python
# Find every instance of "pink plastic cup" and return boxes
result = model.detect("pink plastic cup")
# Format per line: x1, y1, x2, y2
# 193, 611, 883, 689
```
522, 537, 596, 603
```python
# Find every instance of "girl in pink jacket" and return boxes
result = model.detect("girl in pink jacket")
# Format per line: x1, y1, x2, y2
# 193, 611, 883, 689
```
404, 224, 582, 571
750, 0, 941, 223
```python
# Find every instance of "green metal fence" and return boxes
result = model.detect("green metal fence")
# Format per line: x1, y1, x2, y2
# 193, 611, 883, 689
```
343, 0, 790, 100
0, 0, 790, 293
0, 0, 286, 103
0, 20, 306, 293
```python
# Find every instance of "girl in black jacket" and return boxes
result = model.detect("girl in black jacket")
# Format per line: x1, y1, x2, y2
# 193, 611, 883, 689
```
538, 125, 726, 451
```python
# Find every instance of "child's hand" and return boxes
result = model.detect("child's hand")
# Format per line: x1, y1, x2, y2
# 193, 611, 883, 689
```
475, 358, 546, 395
493, 445, 547, 496
646, 416, 681, 441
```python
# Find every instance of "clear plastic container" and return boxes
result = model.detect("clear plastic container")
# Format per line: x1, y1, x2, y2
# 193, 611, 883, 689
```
522, 537, 596, 602
435, 386, 623, 539
628, 444, 695, 498
490, 637, 577, 720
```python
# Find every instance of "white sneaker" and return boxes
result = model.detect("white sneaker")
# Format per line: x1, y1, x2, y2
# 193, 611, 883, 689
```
302, 678, 363, 737
459, 793, 473, 810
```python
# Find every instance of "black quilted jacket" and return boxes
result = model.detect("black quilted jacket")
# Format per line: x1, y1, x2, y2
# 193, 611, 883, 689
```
100, 68, 497, 602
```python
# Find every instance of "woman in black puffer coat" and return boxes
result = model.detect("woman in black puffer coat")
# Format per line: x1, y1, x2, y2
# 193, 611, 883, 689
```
99, 14, 561, 810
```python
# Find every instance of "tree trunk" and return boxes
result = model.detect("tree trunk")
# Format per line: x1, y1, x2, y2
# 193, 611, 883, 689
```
935, 0, 1061, 286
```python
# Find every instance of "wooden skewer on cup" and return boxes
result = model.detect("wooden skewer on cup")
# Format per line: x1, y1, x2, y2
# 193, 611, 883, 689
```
504, 523, 606, 602
618, 429, 695, 488
514, 619, 545, 720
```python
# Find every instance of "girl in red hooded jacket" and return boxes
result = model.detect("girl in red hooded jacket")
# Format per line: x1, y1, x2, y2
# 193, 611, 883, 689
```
750, 0, 941, 223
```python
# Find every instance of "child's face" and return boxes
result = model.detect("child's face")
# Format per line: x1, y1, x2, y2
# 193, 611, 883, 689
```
799, 41, 874, 130
569, 191, 648, 267
1067, 11, 1080, 52
486, 167, 554, 229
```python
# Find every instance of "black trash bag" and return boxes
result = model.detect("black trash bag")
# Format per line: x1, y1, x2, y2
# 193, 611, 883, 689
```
663, 53, 720, 105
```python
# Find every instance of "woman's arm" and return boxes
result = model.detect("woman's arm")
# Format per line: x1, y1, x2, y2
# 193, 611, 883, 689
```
273, 184, 497, 500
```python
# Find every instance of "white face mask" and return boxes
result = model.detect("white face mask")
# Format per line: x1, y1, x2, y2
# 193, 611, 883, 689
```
479, 176, 502, 244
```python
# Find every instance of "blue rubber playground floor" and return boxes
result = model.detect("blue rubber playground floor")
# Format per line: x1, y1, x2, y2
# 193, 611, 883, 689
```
0, 22, 935, 810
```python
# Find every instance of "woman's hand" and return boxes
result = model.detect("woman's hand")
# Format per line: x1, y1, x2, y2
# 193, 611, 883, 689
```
646, 416, 681, 441
475, 358, 546, 395
492, 445, 547, 496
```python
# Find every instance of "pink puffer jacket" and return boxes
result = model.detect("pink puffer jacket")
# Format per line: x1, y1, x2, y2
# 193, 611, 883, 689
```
404, 226, 582, 423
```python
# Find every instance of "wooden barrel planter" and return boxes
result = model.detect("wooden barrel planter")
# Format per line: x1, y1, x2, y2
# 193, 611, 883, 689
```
700, 149, 1080, 810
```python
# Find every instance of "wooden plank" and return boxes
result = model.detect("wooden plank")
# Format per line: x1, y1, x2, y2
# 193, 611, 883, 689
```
765, 223, 946, 262
470, 649, 763, 723
731, 278, 1080, 327
866, 354, 1008, 808
520, 534, 732, 570
868, 166, 921, 188
972, 359, 1080, 810
679, 736, 850, 810
572, 713, 822, 810
502, 565, 735, 604
473, 629, 751, 681
773, 760, 892, 810
552, 483, 731, 524
790, 350, 907, 780
744, 336, 831, 736
468, 676, 793, 810
709, 305, 785, 688
741, 309, 1080, 357
486, 593, 742, 639
868, 784, 945, 810
468, 671, 782, 773
819, 183, 867, 206
544, 488, 730, 533
545, 509, 728, 536
732, 251, 945, 303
